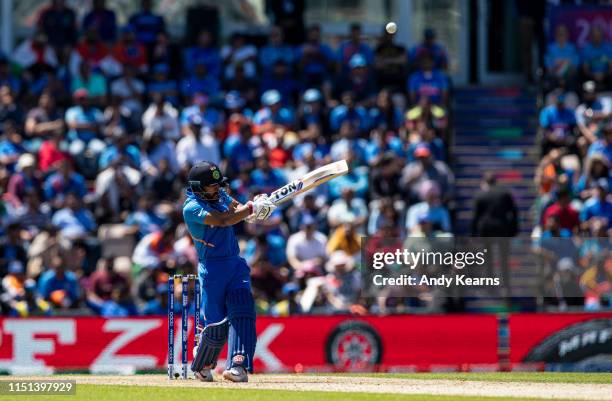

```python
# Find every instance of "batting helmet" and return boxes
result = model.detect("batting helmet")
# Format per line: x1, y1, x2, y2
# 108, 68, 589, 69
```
188, 162, 228, 197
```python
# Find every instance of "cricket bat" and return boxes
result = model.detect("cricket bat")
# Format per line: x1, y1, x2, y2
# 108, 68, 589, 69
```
268, 160, 349, 205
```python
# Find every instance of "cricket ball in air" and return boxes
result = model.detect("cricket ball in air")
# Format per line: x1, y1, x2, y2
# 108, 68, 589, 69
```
385, 22, 397, 34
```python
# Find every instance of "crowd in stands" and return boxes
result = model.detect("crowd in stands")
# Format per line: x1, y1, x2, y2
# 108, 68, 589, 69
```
536, 22, 611, 310
0, 0, 455, 317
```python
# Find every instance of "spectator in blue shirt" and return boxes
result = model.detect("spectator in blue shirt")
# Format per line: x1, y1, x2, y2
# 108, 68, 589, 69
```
369, 89, 403, 132
298, 88, 330, 137
180, 93, 222, 134
337, 23, 373, 73
224, 121, 255, 175
259, 26, 295, 77
581, 178, 612, 230
253, 90, 295, 133
581, 25, 612, 87
0, 121, 26, 172
250, 155, 286, 194
408, 56, 448, 105
544, 25, 580, 88
183, 30, 221, 79
98, 131, 140, 170
38, 254, 80, 309
539, 93, 577, 156
330, 91, 370, 134
65, 89, 104, 148
0, 55, 21, 95
52, 191, 97, 239
405, 180, 451, 234
297, 24, 335, 87
336, 53, 377, 103
125, 193, 168, 240
128, 0, 165, 46
82, 0, 117, 43
408, 28, 448, 72
148, 63, 178, 106
181, 60, 221, 100
587, 124, 612, 163
260, 60, 299, 105
43, 159, 87, 205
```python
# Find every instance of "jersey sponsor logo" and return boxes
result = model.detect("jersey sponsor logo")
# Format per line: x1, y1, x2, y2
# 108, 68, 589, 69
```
270, 180, 303, 202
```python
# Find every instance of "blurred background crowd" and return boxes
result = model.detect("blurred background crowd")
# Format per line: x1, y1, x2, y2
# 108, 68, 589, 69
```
0, 0, 610, 318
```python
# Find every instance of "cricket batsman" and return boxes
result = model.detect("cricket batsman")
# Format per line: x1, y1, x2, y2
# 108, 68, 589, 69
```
184, 161, 276, 382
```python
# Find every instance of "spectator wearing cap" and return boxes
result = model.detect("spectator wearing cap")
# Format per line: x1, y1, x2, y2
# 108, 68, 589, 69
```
260, 60, 299, 105
329, 91, 370, 134
175, 112, 221, 169
128, 0, 165, 47
286, 214, 328, 277
575, 81, 611, 145
24, 91, 64, 138
405, 180, 451, 234
542, 187, 580, 233
110, 64, 145, 116
181, 60, 221, 100
259, 26, 295, 77
71, 61, 107, 106
544, 25, 580, 90
43, 159, 86, 205
0, 55, 21, 95
539, 93, 577, 156
298, 88, 329, 136
297, 24, 335, 88
408, 56, 448, 105
180, 93, 223, 135
7, 153, 41, 206
581, 26, 612, 87
64, 89, 106, 168
253, 90, 295, 134
374, 25, 407, 92
408, 28, 448, 72
336, 53, 377, 103
37, 0, 77, 49
587, 123, 612, 163
183, 30, 221, 79
406, 123, 445, 163
142, 94, 179, 141
581, 178, 612, 230
148, 63, 178, 106
82, 0, 117, 43
337, 23, 373, 73
401, 144, 454, 203
113, 25, 147, 71
369, 89, 403, 132
37, 253, 81, 309
221, 33, 258, 80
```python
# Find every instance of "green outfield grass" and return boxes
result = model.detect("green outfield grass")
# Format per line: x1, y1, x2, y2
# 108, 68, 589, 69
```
2, 385, 590, 401
329, 372, 612, 384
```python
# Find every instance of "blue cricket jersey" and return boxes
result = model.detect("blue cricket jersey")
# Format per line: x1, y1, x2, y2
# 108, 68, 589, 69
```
182, 188, 240, 262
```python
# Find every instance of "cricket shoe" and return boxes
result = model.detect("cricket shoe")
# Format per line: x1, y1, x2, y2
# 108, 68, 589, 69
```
222, 366, 248, 383
194, 368, 214, 382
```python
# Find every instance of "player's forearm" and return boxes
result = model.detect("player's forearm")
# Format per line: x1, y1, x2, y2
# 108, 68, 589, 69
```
205, 204, 253, 227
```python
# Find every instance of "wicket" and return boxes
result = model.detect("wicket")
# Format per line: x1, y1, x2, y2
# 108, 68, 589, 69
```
167, 274, 201, 380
